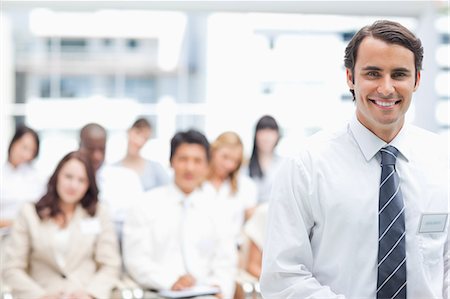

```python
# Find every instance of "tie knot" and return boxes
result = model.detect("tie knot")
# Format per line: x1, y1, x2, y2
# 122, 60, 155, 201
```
380, 146, 399, 165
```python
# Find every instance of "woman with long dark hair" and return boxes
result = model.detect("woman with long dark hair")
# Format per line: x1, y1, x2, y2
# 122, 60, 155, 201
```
4, 151, 120, 299
248, 115, 285, 203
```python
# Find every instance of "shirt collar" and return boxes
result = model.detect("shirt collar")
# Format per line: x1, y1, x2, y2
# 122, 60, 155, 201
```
349, 115, 410, 163
170, 182, 206, 208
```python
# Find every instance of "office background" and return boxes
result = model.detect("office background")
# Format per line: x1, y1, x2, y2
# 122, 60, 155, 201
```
1, 1, 448, 175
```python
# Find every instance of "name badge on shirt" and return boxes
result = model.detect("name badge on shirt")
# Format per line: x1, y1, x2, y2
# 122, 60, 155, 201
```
80, 218, 101, 235
418, 213, 448, 234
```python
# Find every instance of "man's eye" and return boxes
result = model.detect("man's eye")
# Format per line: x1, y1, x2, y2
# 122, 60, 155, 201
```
392, 72, 407, 78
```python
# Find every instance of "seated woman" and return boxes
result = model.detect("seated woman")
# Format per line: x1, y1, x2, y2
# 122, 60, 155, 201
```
1, 125, 46, 229
244, 202, 269, 279
3, 151, 121, 299
117, 118, 169, 191
203, 131, 257, 243
247, 115, 285, 204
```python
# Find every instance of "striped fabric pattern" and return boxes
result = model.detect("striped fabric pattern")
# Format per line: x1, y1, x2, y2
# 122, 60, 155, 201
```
377, 146, 406, 299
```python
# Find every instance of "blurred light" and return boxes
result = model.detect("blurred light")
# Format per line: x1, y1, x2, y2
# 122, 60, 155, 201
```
25, 96, 141, 130
157, 16, 187, 71
435, 14, 450, 33
436, 45, 450, 67
29, 9, 187, 72
435, 72, 450, 97
29, 9, 186, 39
436, 101, 449, 125
156, 96, 176, 139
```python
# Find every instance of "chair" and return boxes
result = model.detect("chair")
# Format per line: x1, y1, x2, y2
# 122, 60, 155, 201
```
234, 232, 262, 299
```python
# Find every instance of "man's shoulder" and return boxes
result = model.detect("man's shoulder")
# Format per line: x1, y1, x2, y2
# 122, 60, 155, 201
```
142, 184, 171, 198
98, 164, 142, 192
129, 185, 173, 219
407, 125, 448, 157
300, 124, 351, 156
282, 124, 354, 174
139, 184, 176, 208
100, 164, 138, 178
408, 124, 445, 142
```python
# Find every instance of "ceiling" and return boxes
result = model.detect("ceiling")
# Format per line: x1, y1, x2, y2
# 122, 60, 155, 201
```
2, 1, 448, 17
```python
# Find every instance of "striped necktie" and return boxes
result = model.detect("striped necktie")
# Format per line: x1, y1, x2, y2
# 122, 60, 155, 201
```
377, 146, 407, 299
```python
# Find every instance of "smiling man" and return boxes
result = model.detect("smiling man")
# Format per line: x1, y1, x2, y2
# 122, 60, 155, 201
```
260, 20, 449, 298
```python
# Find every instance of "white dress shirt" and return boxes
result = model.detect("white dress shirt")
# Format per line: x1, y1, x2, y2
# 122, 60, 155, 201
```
96, 165, 143, 225
260, 117, 449, 298
203, 175, 258, 242
123, 183, 237, 299
116, 159, 169, 192
1, 162, 46, 221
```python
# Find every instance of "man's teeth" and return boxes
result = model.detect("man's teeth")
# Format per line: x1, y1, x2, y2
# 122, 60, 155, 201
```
375, 100, 396, 107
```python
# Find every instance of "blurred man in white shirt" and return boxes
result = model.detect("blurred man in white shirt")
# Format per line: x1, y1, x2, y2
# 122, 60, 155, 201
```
123, 130, 237, 299
79, 123, 142, 237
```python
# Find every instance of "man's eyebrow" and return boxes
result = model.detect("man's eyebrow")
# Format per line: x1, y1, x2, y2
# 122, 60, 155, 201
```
392, 67, 412, 73
361, 66, 412, 73
361, 66, 382, 71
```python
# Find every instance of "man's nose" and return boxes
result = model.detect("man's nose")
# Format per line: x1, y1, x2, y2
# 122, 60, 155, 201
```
377, 76, 395, 96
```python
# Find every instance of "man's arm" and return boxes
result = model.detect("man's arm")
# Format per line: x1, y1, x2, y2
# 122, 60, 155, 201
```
122, 201, 177, 290
204, 214, 238, 299
260, 157, 345, 298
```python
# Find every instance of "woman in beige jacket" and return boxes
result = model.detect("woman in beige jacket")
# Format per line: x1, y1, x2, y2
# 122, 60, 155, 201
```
3, 151, 121, 299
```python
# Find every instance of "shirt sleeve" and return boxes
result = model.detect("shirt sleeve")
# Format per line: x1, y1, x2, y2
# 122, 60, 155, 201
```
3, 204, 47, 298
260, 156, 346, 298
122, 200, 178, 290
202, 214, 238, 299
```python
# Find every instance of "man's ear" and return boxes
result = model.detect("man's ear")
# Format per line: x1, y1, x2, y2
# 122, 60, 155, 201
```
346, 68, 354, 89
413, 71, 421, 92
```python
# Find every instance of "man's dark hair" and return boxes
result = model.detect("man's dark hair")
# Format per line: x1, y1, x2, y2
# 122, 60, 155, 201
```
79, 123, 107, 147
170, 129, 210, 162
344, 20, 423, 100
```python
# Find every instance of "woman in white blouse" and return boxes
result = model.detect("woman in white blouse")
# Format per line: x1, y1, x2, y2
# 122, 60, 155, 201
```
1, 125, 46, 229
204, 132, 258, 242
247, 115, 285, 204
3, 151, 121, 299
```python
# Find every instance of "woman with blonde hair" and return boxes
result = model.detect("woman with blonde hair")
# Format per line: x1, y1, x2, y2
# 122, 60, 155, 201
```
204, 131, 257, 243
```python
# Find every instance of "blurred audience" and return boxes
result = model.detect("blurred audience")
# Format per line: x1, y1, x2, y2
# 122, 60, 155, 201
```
247, 115, 285, 204
79, 123, 143, 238
116, 118, 169, 191
3, 151, 120, 299
1, 125, 46, 229
203, 132, 257, 243
123, 130, 237, 299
